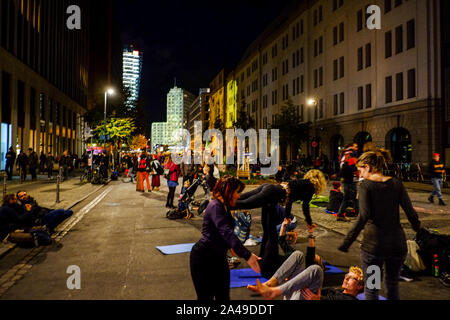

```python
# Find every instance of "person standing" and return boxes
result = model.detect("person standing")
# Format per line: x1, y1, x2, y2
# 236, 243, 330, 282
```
137, 153, 151, 192
151, 154, 161, 191
46, 152, 54, 179
164, 156, 181, 209
338, 149, 421, 300
190, 176, 261, 301
181, 160, 194, 186
5, 147, 16, 180
16, 150, 28, 181
428, 153, 446, 206
336, 157, 359, 222
39, 151, 47, 174
28, 148, 39, 181
59, 150, 72, 181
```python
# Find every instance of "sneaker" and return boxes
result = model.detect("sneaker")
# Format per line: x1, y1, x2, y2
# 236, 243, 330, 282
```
439, 199, 446, 206
337, 216, 351, 222
428, 196, 434, 203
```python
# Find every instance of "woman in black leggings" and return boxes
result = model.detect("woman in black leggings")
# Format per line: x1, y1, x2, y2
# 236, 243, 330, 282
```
233, 170, 326, 278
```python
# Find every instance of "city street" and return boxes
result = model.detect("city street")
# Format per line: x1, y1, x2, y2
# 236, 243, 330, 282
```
0, 177, 449, 300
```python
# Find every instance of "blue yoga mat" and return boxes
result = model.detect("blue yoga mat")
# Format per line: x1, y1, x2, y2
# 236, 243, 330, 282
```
356, 293, 387, 300
230, 268, 268, 288
156, 243, 195, 255
323, 260, 345, 274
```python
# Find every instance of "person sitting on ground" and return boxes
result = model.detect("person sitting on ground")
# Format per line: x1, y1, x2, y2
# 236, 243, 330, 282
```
249, 226, 363, 300
0, 194, 34, 240
274, 205, 298, 245
16, 191, 73, 234
326, 181, 344, 214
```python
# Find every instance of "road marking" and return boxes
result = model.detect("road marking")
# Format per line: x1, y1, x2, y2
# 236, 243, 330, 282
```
0, 187, 113, 298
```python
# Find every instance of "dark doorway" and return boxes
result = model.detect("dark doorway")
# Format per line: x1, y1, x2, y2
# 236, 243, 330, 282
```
386, 127, 412, 163
354, 132, 373, 157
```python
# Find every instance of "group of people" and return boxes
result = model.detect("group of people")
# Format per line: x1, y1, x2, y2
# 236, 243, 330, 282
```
0, 191, 73, 242
4, 147, 76, 181
189, 148, 424, 301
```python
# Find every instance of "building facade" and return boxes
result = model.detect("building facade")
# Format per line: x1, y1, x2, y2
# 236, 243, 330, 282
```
208, 69, 227, 129
187, 88, 211, 144
0, 0, 89, 170
151, 122, 167, 148
122, 45, 143, 109
232, 0, 445, 166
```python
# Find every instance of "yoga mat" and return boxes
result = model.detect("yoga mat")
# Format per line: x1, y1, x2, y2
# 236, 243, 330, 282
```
230, 268, 268, 288
323, 260, 345, 274
356, 293, 387, 300
156, 243, 195, 255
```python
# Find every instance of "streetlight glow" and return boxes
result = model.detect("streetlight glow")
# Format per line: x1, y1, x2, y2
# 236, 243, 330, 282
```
107, 88, 115, 95
307, 98, 317, 106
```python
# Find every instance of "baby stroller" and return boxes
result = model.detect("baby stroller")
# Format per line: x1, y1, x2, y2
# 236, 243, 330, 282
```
166, 179, 200, 220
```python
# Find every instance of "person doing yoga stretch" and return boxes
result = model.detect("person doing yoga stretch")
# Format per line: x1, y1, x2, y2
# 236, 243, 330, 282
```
232, 170, 326, 278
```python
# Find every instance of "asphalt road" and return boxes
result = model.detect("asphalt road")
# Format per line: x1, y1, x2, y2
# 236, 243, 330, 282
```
0, 178, 449, 300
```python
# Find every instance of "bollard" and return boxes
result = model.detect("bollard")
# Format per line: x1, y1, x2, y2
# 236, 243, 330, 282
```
56, 172, 61, 203
3, 172, 6, 199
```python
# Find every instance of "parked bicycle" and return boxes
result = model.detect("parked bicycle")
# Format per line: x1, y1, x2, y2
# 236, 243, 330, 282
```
80, 167, 93, 183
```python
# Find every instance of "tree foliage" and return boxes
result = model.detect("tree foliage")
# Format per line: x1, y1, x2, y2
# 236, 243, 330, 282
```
129, 134, 148, 151
92, 117, 136, 146
233, 108, 255, 131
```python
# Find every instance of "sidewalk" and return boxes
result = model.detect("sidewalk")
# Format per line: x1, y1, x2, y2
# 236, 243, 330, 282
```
404, 181, 450, 194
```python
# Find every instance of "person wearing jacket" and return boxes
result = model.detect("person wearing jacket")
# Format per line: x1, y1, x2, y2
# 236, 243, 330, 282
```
428, 152, 446, 206
28, 148, 39, 181
151, 154, 162, 191
164, 156, 181, 209
190, 176, 261, 301
59, 150, 72, 181
46, 152, 54, 179
338, 149, 421, 300
336, 157, 359, 222
16, 150, 28, 181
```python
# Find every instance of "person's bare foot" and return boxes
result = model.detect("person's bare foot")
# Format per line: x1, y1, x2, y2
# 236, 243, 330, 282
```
247, 284, 258, 292
255, 279, 278, 300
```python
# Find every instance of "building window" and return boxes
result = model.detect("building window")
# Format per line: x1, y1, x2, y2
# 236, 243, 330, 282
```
301, 75, 304, 93
333, 59, 338, 80
396, 72, 403, 101
262, 52, 268, 65
314, 69, 318, 88
340, 92, 345, 114
386, 76, 393, 103
395, 25, 403, 54
319, 99, 324, 118
407, 69, 416, 98
319, 36, 323, 54
366, 84, 372, 108
272, 44, 278, 58
339, 22, 344, 42
333, 0, 338, 11
314, 39, 318, 57
319, 6, 323, 22
365, 43, 372, 67
272, 90, 278, 105
395, 0, 402, 7
300, 19, 304, 34
385, 31, 392, 58
357, 9, 363, 32
334, 94, 338, 115
339, 56, 344, 78
319, 67, 323, 87
385, 0, 391, 13
272, 67, 278, 82
314, 9, 318, 26
300, 47, 304, 63
247, 86, 250, 96
263, 95, 268, 108
357, 47, 363, 71
247, 67, 251, 77
407, 19, 415, 50
333, 26, 338, 45
358, 86, 364, 110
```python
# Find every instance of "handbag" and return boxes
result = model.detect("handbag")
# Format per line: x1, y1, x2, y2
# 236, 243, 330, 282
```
233, 211, 252, 243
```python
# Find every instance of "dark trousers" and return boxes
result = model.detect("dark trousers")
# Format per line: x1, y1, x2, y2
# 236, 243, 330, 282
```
166, 187, 176, 207
233, 184, 286, 210
337, 182, 358, 217
361, 250, 406, 300
5, 162, 14, 179
19, 166, 27, 181
190, 242, 230, 301
30, 167, 37, 180
48, 166, 53, 178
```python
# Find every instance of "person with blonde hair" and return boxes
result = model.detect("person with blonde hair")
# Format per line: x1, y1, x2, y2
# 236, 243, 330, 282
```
232, 169, 327, 278
338, 148, 421, 300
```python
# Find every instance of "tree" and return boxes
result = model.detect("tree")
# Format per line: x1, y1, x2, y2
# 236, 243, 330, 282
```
129, 134, 148, 151
270, 98, 310, 161
233, 108, 255, 131
92, 117, 137, 153
214, 117, 224, 132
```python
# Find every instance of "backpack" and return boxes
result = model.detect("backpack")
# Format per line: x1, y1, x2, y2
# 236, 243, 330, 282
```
139, 159, 147, 170
166, 209, 189, 220
415, 228, 450, 274
153, 160, 164, 175
404, 240, 426, 272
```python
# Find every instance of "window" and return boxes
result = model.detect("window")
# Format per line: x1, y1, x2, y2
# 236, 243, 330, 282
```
339, 56, 345, 78
407, 19, 415, 50
340, 92, 345, 114
407, 69, 416, 98
314, 69, 318, 88
319, 6, 323, 22
334, 94, 338, 115
247, 86, 250, 96
319, 67, 323, 87
319, 99, 324, 118
314, 39, 318, 57
385, 31, 392, 58
386, 76, 393, 103
357, 9, 363, 31
263, 95, 268, 108
366, 84, 372, 108
241, 73, 244, 82
333, 0, 338, 11
272, 44, 278, 58
333, 59, 338, 80
296, 76, 300, 95
333, 26, 338, 45
365, 43, 372, 67
301, 75, 304, 93
385, 0, 391, 13
262, 52, 268, 65
395, 25, 403, 54
314, 9, 318, 26
272, 67, 278, 82
282, 84, 289, 101
358, 86, 364, 110
339, 22, 344, 42
357, 47, 363, 71
395, 0, 402, 7
396, 72, 403, 101
300, 47, 304, 63
300, 19, 304, 34
319, 36, 323, 54
247, 67, 251, 77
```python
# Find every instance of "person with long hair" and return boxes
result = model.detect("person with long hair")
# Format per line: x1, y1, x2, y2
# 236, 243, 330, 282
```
190, 175, 261, 301
232, 169, 327, 278
338, 149, 421, 300
164, 155, 181, 209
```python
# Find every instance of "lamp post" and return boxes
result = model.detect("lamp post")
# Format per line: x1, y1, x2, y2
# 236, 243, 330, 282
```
104, 89, 115, 153
307, 98, 318, 158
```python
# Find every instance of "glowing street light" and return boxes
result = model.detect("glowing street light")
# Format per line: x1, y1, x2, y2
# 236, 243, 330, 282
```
104, 88, 115, 152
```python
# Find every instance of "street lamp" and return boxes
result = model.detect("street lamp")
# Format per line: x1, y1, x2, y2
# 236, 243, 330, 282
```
307, 98, 318, 158
104, 88, 115, 152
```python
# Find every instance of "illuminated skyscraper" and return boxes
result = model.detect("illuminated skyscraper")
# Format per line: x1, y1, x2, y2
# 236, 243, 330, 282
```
123, 46, 143, 109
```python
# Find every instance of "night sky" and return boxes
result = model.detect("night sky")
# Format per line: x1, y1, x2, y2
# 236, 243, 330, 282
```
113, 0, 300, 127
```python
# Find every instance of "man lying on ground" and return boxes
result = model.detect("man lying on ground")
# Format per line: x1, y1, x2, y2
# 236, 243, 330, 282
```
16, 190, 73, 234
248, 225, 363, 300
0, 194, 35, 240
